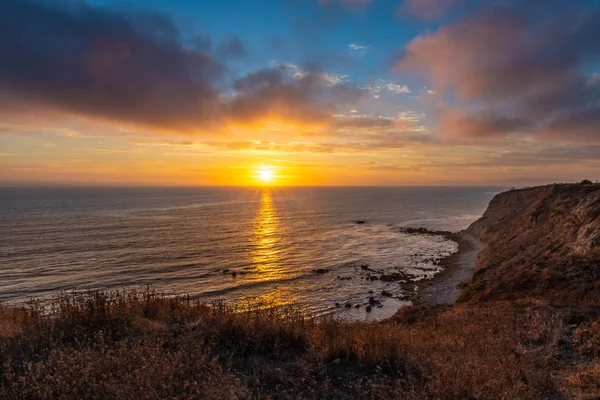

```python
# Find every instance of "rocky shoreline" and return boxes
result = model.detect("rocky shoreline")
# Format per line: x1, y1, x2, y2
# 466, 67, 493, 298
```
328, 226, 486, 312
415, 232, 483, 305
397, 228, 483, 306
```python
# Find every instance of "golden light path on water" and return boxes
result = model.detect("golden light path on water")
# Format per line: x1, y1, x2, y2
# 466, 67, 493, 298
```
247, 188, 300, 310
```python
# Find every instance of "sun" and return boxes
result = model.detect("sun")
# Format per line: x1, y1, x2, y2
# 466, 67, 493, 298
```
259, 167, 274, 183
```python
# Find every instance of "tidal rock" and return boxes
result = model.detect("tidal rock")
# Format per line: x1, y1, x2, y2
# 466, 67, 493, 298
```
382, 290, 392, 298
312, 269, 329, 274
345, 303, 352, 308
380, 272, 410, 282
400, 227, 453, 236
366, 305, 372, 312
368, 297, 381, 306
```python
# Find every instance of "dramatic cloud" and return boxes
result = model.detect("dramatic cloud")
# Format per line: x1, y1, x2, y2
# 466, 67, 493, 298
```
0, 0, 369, 135
229, 66, 370, 126
0, 0, 229, 131
395, 1, 600, 141
0, 0, 226, 132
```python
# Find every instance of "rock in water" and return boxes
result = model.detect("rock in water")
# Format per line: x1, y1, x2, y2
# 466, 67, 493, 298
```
368, 297, 381, 306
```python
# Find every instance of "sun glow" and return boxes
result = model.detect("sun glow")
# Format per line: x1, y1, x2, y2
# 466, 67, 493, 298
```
259, 167, 274, 183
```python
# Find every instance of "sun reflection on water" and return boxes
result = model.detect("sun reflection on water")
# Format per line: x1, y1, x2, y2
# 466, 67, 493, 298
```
243, 188, 305, 310
250, 189, 284, 281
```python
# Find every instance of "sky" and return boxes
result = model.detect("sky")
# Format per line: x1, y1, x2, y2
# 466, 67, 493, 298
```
1, 0, 600, 186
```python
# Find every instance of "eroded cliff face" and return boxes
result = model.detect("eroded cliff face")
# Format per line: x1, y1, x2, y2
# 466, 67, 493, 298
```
463, 183, 600, 303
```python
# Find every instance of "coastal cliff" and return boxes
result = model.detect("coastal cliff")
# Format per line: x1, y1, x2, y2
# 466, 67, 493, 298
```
462, 182, 600, 302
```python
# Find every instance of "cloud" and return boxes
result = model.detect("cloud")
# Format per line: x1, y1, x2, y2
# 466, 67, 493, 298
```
382, 82, 411, 95
215, 36, 248, 59
334, 115, 416, 131
348, 43, 370, 55
399, 0, 463, 19
437, 108, 530, 139
274, 62, 349, 86
588, 74, 600, 87
199, 135, 417, 154
363, 79, 411, 98
86, 147, 134, 153
395, 1, 600, 142
229, 65, 371, 127
0, 0, 224, 132
0, 0, 369, 136
349, 44, 369, 51
541, 104, 600, 142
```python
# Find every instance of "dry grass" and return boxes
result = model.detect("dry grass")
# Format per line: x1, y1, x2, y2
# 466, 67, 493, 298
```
560, 360, 600, 400
1, 288, 599, 399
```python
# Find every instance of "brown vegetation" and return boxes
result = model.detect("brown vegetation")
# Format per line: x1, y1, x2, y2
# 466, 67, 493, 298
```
463, 183, 600, 303
0, 289, 599, 399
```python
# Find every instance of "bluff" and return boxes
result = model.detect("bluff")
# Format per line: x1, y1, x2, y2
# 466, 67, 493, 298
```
462, 182, 600, 303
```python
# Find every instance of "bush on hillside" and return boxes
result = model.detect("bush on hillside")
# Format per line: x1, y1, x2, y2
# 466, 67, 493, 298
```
1, 289, 600, 399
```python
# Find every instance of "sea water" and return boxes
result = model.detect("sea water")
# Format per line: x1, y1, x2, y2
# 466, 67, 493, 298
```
0, 186, 500, 320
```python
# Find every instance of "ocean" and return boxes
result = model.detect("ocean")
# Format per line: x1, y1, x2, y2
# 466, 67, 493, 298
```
0, 186, 500, 320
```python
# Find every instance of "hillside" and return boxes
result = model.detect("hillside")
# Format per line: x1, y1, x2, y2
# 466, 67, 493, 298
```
462, 182, 600, 303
